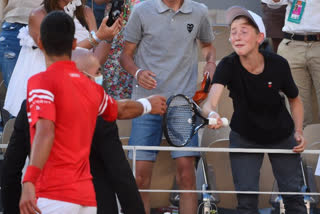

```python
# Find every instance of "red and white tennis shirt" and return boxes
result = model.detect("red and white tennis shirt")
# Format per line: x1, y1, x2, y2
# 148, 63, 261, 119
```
27, 61, 118, 206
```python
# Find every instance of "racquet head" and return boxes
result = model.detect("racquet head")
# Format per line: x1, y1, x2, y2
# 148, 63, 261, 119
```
162, 94, 195, 147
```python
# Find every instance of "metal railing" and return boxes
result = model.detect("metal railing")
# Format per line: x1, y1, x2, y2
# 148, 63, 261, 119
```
123, 145, 320, 196
1, 143, 320, 196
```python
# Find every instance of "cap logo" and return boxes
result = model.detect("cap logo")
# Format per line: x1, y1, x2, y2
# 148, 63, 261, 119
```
187, 24, 194, 33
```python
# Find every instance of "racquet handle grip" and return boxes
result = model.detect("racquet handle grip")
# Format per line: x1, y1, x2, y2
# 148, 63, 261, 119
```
208, 117, 229, 126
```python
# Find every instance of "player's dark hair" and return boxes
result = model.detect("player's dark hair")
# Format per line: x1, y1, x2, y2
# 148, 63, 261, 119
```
40, 11, 75, 57
231, 15, 260, 34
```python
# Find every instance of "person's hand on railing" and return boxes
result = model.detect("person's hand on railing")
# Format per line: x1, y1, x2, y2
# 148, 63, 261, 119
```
293, 130, 306, 153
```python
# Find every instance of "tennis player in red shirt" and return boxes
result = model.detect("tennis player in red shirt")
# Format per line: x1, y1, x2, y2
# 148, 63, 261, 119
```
19, 11, 166, 214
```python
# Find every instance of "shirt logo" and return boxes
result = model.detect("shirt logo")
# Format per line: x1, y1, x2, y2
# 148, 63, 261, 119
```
268, 82, 272, 88
69, 73, 80, 78
187, 24, 194, 33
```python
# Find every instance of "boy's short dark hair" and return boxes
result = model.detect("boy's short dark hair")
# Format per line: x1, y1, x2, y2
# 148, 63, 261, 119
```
40, 11, 75, 57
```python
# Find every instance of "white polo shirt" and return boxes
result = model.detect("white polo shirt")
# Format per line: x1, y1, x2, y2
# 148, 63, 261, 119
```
261, 0, 287, 9
282, 0, 320, 34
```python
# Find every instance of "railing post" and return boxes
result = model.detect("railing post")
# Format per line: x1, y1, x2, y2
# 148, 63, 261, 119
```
133, 146, 136, 177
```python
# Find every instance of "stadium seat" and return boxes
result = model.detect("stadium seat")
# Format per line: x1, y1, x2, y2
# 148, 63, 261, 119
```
303, 123, 320, 147
116, 119, 177, 208
269, 160, 318, 214
303, 124, 320, 211
303, 123, 320, 210
0, 118, 15, 155
269, 124, 320, 213
0, 79, 10, 127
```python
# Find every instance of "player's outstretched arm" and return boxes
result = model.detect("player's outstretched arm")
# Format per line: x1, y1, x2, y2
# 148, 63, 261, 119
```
117, 95, 167, 119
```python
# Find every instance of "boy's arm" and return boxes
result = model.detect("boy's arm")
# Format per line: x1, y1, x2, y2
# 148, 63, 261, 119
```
288, 96, 305, 153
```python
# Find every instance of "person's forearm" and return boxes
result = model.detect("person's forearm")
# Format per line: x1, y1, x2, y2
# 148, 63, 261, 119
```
93, 41, 112, 65
29, 122, 55, 169
77, 38, 95, 49
29, 137, 53, 169
289, 96, 304, 133
202, 84, 224, 117
201, 43, 217, 80
117, 100, 143, 119
76, 39, 112, 65
119, 51, 139, 76
203, 96, 218, 118
201, 43, 216, 64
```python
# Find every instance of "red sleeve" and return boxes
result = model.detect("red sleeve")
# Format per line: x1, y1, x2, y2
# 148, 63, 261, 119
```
98, 88, 118, 122
27, 74, 56, 128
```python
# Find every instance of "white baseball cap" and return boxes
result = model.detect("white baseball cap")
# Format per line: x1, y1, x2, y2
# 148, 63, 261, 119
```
226, 6, 266, 39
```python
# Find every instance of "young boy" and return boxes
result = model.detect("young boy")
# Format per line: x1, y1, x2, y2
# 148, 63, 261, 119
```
203, 6, 307, 214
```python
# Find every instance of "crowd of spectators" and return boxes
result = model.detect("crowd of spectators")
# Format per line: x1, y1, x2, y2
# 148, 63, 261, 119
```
0, 0, 319, 213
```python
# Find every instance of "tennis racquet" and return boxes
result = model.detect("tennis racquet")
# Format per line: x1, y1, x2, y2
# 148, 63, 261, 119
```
162, 94, 228, 147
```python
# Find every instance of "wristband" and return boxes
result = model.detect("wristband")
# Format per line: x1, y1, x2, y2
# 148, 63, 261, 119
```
90, 31, 102, 43
88, 35, 98, 47
137, 98, 152, 115
135, 68, 143, 80
23, 165, 42, 185
208, 111, 218, 118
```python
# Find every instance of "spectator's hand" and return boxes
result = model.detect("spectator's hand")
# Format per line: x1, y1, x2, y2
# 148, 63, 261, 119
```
147, 95, 167, 115
137, 70, 157, 90
207, 111, 223, 129
96, 15, 123, 41
204, 61, 216, 81
293, 131, 306, 153
20, 182, 41, 214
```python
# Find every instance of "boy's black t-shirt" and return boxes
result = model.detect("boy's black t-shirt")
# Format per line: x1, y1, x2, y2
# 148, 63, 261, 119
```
212, 51, 298, 144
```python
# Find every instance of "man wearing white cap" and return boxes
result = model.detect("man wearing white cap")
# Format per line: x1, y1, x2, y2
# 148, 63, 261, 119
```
202, 6, 307, 214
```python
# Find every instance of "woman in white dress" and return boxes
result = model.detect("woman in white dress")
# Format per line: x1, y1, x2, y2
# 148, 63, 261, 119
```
4, 0, 122, 116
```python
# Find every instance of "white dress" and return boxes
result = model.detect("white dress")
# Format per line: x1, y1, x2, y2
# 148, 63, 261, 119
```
4, 18, 90, 116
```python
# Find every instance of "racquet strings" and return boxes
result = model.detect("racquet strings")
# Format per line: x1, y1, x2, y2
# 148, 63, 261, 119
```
166, 96, 194, 146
